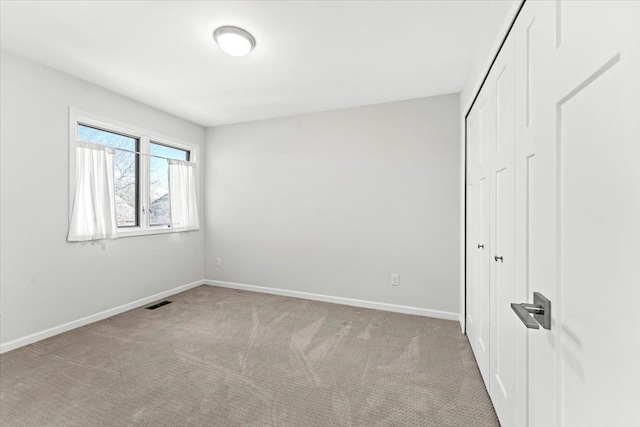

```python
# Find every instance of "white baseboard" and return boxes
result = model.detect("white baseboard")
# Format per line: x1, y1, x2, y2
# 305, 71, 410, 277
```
1, 279, 460, 354
204, 279, 459, 321
0, 280, 204, 354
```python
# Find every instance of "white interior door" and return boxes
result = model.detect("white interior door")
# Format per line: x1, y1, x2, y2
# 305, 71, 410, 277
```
467, 31, 521, 427
488, 33, 518, 427
466, 85, 491, 386
512, 3, 558, 426
466, 18, 521, 427
511, 1, 640, 426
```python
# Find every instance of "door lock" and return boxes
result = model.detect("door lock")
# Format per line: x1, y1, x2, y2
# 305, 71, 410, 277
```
511, 292, 551, 330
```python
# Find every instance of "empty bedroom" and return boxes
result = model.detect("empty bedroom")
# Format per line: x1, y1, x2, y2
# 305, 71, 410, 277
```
1, 1, 638, 426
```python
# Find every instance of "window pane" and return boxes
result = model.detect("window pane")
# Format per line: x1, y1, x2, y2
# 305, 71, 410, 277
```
149, 142, 189, 226
78, 124, 138, 227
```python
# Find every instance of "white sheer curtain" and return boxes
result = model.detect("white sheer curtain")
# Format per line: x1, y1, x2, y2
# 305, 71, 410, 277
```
168, 159, 199, 231
67, 141, 118, 242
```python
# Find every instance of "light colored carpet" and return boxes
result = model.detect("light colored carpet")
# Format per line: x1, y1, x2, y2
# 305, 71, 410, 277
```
0, 285, 499, 426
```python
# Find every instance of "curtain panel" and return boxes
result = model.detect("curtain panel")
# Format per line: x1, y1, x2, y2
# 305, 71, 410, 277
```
67, 141, 118, 242
168, 159, 199, 231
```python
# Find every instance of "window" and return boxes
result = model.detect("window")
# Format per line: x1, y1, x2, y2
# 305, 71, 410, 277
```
149, 142, 189, 226
77, 124, 139, 227
68, 109, 198, 239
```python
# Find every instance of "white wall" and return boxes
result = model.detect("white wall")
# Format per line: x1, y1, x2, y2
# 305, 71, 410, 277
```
0, 51, 205, 346
205, 95, 460, 316
458, 0, 522, 329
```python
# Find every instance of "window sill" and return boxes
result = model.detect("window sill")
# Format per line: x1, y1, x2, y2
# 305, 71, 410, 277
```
116, 226, 176, 238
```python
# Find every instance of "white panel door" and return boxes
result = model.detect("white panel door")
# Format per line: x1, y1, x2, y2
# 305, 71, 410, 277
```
511, 1, 640, 426
488, 34, 518, 427
466, 84, 492, 386
512, 3, 558, 425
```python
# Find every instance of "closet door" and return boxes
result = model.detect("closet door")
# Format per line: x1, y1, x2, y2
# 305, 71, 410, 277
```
466, 85, 492, 385
487, 34, 519, 427
512, 3, 557, 425
466, 19, 523, 427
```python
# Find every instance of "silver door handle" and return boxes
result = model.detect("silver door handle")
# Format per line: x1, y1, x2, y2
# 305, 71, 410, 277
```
511, 292, 551, 330
494, 255, 503, 262
478, 244, 484, 249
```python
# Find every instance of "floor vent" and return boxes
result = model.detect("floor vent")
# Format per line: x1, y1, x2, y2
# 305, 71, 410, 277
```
146, 300, 172, 310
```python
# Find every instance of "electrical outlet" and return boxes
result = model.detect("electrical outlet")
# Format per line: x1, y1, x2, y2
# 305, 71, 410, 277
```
391, 274, 399, 286
216, 258, 222, 267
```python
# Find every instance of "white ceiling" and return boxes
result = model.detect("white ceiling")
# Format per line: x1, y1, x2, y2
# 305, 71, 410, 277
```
0, 1, 492, 127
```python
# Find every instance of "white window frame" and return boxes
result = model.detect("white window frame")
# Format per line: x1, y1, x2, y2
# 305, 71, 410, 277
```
68, 108, 199, 238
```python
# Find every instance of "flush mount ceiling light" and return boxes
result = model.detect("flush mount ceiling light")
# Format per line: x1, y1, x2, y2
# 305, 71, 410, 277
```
213, 26, 256, 57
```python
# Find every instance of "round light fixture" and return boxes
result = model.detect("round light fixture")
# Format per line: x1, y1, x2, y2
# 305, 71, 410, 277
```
213, 26, 256, 57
